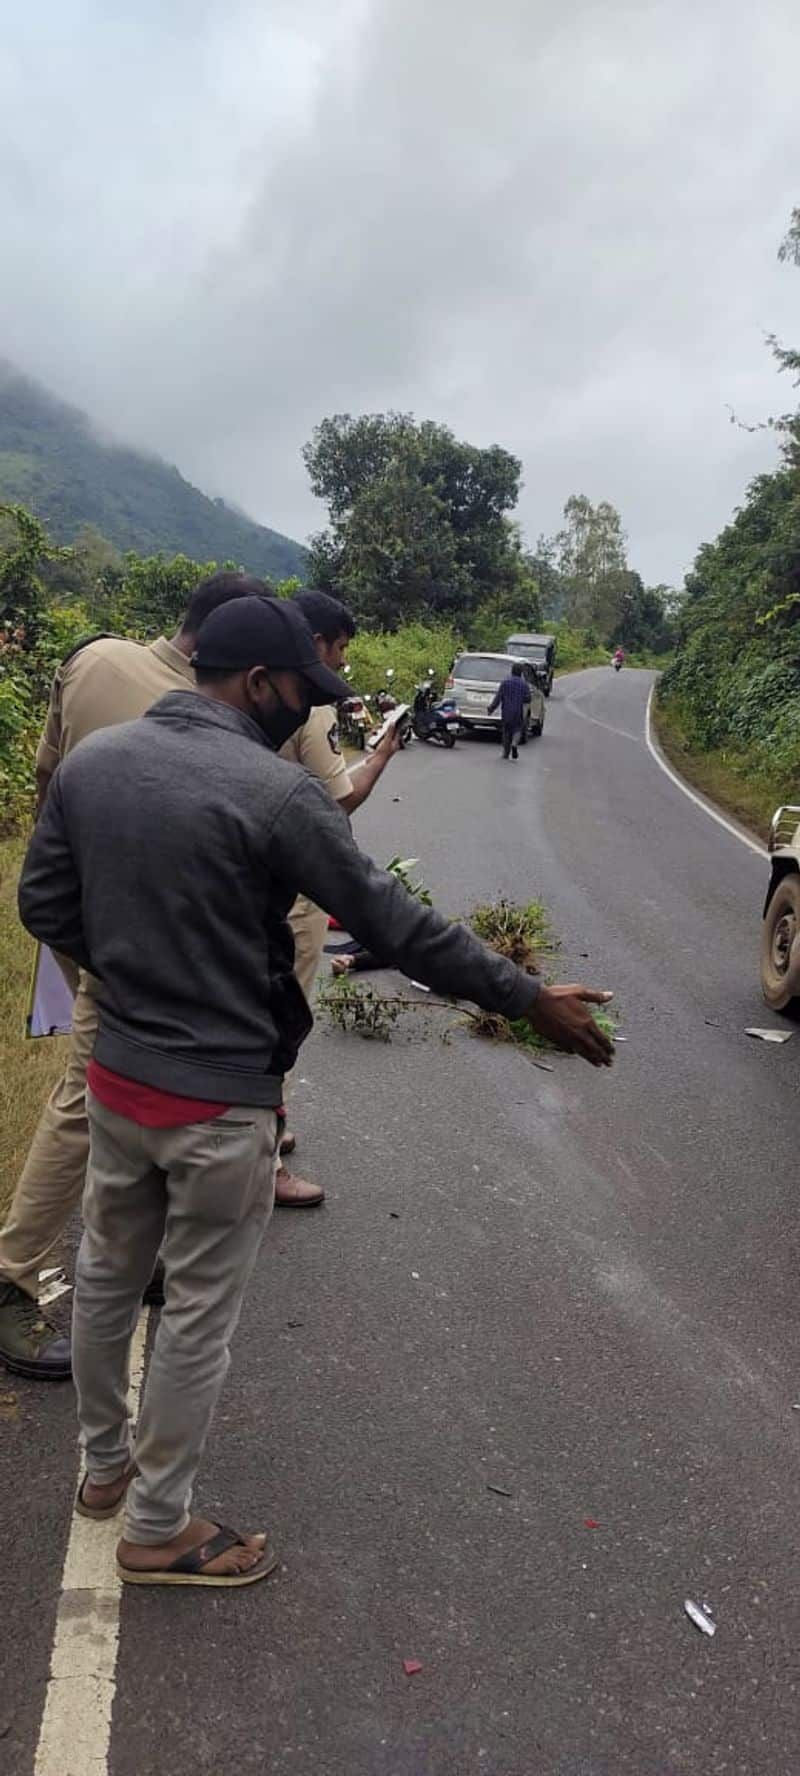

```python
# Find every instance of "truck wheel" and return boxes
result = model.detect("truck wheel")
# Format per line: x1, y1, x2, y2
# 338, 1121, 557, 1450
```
761, 871, 800, 1009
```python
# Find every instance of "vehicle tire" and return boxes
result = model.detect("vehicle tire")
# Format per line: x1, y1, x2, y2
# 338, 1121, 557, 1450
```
356, 728, 366, 750
531, 715, 544, 737
761, 871, 800, 1010
443, 728, 456, 748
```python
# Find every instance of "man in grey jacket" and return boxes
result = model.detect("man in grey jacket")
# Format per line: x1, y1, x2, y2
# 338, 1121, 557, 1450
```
18, 595, 613, 1592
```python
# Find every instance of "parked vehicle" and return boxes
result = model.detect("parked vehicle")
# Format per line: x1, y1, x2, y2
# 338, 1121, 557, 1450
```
375, 668, 400, 719
760, 805, 800, 1009
339, 693, 373, 749
338, 665, 374, 749
411, 671, 460, 747
444, 652, 546, 740
505, 633, 556, 697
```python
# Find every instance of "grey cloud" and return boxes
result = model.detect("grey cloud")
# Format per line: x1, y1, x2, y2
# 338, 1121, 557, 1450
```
0, 0, 797, 582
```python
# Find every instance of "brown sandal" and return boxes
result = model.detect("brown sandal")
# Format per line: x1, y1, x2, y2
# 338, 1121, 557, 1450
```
76, 1461, 137, 1520
117, 1525, 278, 1588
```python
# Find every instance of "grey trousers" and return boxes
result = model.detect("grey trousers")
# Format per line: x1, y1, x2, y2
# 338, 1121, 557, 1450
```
74, 1093, 279, 1544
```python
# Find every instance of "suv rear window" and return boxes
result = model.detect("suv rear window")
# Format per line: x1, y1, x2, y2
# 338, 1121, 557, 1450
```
452, 655, 507, 683
508, 641, 546, 661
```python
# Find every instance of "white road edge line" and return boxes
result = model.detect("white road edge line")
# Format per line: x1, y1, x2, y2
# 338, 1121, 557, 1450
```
645, 684, 767, 861
34, 1309, 150, 1776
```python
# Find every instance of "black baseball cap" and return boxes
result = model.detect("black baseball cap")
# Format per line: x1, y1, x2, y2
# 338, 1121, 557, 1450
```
192, 595, 351, 705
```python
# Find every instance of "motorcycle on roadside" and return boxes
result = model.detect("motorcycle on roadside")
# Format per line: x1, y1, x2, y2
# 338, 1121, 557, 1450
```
338, 665, 374, 750
411, 669, 460, 748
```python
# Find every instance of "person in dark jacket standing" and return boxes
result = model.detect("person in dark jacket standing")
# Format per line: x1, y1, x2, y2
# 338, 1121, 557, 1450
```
18, 595, 613, 1592
488, 662, 531, 759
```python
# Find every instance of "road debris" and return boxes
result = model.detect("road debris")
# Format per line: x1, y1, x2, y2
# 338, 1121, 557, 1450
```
704, 1018, 722, 1028
411, 1271, 420, 1280
0, 1392, 19, 1422
583, 1518, 600, 1529
389, 1211, 400, 1219
746, 1027, 793, 1044
286, 1319, 304, 1329
487, 1483, 513, 1498
403, 1659, 423, 1676
38, 1266, 71, 1306
410, 981, 431, 992
684, 1599, 716, 1637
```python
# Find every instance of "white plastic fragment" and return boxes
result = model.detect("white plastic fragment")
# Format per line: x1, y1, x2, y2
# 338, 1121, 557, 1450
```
684, 1599, 716, 1637
745, 1027, 793, 1044
38, 1267, 72, 1305
410, 981, 431, 992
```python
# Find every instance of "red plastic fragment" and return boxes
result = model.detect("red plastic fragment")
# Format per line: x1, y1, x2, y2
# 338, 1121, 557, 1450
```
583, 1518, 600, 1529
403, 1659, 423, 1676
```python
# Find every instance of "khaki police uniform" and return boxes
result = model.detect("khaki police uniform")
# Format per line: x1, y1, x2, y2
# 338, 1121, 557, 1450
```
280, 705, 353, 1004
0, 636, 194, 1299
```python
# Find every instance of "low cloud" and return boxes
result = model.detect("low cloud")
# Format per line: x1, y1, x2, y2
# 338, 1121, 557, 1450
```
0, 0, 797, 580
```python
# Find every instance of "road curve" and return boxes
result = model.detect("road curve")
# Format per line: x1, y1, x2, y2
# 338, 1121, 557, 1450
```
5, 668, 800, 1776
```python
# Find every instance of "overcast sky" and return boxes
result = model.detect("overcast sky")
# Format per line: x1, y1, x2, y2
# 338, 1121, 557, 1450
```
1, 0, 797, 584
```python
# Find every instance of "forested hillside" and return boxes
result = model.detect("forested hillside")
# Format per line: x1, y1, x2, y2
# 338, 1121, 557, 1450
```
0, 364, 306, 581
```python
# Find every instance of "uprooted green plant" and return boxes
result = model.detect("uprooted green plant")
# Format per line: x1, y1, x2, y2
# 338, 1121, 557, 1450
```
317, 896, 616, 1062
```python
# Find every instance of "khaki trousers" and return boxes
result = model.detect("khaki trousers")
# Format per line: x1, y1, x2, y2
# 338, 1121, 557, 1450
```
75, 1096, 278, 1543
288, 894, 329, 1005
283, 895, 329, 1105
0, 966, 98, 1298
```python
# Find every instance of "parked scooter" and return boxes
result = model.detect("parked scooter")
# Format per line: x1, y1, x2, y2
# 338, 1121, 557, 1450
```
411, 669, 459, 747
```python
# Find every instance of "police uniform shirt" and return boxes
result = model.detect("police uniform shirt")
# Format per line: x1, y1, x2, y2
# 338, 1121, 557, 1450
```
279, 704, 353, 804
36, 635, 194, 782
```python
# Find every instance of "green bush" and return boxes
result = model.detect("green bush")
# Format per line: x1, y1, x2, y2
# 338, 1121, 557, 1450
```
0, 661, 36, 836
345, 622, 458, 701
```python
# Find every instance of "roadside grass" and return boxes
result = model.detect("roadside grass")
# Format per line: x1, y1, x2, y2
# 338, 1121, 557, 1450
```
653, 697, 781, 843
0, 837, 66, 1222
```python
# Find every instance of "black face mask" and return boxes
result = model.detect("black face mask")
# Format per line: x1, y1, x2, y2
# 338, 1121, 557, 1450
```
253, 676, 312, 749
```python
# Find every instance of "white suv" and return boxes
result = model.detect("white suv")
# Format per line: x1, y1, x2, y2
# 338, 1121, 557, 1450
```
445, 653, 546, 739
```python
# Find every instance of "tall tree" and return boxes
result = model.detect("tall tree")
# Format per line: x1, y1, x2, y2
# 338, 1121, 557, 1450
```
555, 494, 628, 631
304, 413, 523, 629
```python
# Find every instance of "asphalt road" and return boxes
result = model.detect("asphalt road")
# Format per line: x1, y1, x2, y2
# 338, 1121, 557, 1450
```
4, 668, 800, 1776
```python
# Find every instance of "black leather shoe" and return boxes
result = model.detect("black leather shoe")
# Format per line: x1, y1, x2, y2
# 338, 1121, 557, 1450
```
0, 1282, 72, 1379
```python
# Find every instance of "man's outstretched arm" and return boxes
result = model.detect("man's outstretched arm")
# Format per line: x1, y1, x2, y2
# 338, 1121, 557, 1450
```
272, 777, 614, 1067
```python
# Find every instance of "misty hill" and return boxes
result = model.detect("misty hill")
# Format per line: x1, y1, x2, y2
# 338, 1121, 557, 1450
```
0, 364, 306, 580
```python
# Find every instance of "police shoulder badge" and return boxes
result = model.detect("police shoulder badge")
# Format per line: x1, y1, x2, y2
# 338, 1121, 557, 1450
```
326, 719, 341, 755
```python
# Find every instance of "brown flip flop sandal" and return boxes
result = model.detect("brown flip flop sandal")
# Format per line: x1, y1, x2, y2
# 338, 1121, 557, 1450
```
117, 1524, 278, 1588
76, 1461, 137, 1521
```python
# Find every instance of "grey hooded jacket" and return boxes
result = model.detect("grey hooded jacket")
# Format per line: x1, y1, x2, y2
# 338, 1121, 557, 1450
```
18, 691, 540, 1106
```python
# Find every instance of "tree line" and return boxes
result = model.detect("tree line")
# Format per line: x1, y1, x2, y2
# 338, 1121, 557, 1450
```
1, 403, 679, 834
659, 206, 800, 817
